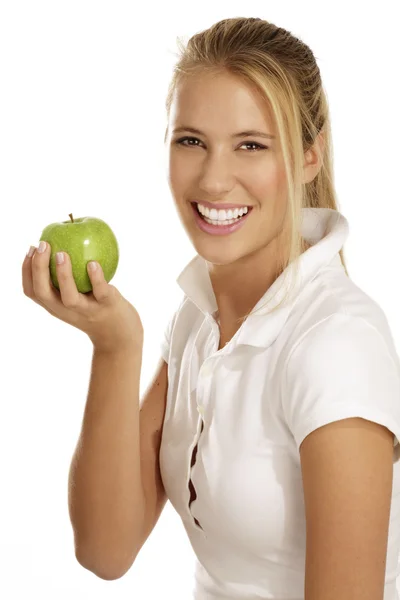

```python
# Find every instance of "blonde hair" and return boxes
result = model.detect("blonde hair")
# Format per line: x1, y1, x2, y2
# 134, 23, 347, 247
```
164, 17, 349, 326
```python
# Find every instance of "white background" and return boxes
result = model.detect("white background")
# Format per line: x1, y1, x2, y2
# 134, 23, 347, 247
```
1, 0, 399, 598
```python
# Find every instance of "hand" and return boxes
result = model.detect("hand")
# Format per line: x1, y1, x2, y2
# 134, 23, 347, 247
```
22, 242, 144, 354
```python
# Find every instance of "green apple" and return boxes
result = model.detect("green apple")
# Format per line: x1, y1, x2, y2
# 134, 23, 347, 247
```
39, 213, 119, 293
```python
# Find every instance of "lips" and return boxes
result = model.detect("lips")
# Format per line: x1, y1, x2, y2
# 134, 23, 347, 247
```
191, 201, 253, 236
191, 200, 252, 211
192, 201, 251, 218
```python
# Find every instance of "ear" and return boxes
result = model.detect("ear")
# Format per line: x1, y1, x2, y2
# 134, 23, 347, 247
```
303, 131, 325, 184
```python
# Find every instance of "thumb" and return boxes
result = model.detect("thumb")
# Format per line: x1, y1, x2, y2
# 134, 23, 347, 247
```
87, 261, 112, 303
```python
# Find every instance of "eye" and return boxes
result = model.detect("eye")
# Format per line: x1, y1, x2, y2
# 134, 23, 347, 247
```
175, 136, 202, 148
174, 136, 268, 152
240, 141, 267, 152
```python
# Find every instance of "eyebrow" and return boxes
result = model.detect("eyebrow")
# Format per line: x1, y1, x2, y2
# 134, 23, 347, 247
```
172, 126, 276, 140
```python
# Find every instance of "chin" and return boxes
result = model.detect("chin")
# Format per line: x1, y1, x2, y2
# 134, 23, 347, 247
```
191, 240, 252, 267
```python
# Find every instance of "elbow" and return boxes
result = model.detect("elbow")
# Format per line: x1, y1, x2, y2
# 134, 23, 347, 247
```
75, 548, 135, 581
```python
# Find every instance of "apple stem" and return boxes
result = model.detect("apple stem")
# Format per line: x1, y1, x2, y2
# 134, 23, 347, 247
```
69, 213, 74, 223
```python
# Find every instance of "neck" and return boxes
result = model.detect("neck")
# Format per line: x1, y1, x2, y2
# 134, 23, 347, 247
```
208, 236, 311, 327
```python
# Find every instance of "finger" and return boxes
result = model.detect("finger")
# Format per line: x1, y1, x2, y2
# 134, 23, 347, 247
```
56, 253, 113, 311
31, 241, 62, 306
22, 246, 38, 299
23, 244, 57, 310
56, 251, 86, 309
86, 261, 116, 304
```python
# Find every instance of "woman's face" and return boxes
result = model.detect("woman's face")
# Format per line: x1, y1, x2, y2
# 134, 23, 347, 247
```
165, 71, 319, 267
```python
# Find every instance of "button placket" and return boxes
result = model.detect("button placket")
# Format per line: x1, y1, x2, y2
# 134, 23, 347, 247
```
196, 358, 213, 421
187, 360, 213, 535
187, 415, 205, 533
201, 361, 213, 376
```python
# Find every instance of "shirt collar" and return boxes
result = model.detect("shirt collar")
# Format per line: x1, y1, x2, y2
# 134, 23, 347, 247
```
175, 207, 350, 350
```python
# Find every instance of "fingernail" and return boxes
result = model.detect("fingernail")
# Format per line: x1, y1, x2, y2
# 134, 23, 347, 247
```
88, 261, 97, 272
37, 241, 46, 254
27, 246, 35, 258
56, 252, 64, 265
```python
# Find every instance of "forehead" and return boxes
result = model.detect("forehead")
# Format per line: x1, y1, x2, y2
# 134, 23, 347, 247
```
170, 72, 275, 134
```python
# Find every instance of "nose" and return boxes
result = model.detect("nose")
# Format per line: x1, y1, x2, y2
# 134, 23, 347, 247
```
197, 153, 235, 197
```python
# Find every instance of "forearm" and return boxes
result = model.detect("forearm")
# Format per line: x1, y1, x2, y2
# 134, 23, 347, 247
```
68, 344, 145, 578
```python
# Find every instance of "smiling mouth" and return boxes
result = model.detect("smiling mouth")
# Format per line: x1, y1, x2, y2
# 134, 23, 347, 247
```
192, 202, 251, 224
190, 201, 254, 236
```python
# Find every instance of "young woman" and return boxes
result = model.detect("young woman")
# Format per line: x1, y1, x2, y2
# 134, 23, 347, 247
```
22, 16, 400, 600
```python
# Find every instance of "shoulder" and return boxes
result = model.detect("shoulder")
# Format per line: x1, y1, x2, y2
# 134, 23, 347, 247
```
280, 311, 400, 459
285, 311, 399, 378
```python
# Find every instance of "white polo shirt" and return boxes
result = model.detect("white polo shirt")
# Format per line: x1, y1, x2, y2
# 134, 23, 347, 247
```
159, 207, 400, 600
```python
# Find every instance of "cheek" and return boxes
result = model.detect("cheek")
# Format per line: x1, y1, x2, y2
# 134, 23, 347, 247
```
167, 154, 193, 191
276, 173, 289, 203
265, 161, 288, 199
248, 162, 285, 199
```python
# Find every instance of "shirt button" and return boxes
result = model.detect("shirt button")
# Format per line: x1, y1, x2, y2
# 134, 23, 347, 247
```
201, 362, 212, 376
197, 405, 205, 416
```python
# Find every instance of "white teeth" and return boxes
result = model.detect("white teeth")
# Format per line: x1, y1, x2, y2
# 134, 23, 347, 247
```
197, 203, 249, 221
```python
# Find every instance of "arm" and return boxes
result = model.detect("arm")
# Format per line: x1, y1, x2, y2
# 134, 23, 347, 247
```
68, 345, 145, 580
300, 417, 394, 600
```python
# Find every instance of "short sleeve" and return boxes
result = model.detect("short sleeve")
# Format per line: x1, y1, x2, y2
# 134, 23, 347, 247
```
160, 310, 177, 364
160, 296, 186, 363
281, 312, 400, 458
